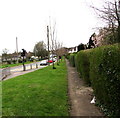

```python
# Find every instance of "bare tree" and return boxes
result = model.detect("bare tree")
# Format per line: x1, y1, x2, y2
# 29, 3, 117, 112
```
49, 20, 57, 69
48, 18, 66, 68
54, 40, 63, 65
91, 0, 120, 43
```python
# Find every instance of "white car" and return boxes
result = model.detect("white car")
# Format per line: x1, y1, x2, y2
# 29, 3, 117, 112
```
40, 60, 48, 66
50, 58, 56, 62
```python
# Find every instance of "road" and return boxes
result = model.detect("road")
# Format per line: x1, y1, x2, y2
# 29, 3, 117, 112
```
10, 61, 42, 72
1, 61, 48, 80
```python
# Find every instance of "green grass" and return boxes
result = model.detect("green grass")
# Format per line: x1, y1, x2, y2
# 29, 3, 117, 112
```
2, 61, 69, 116
1, 61, 36, 68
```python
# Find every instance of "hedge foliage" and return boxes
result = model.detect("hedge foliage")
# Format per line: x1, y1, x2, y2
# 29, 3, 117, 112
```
68, 44, 120, 117
65, 53, 70, 60
69, 53, 76, 67
90, 44, 120, 117
75, 50, 91, 85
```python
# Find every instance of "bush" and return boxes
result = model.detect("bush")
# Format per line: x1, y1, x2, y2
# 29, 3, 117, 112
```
18, 59, 22, 63
65, 53, 70, 60
12, 60, 17, 64
74, 44, 120, 117
75, 50, 92, 85
7, 60, 11, 64
89, 44, 120, 117
78, 43, 85, 51
69, 53, 76, 67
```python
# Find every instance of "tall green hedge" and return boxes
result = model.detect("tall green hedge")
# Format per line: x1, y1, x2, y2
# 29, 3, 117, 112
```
69, 44, 120, 117
75, 50, 92, 85
90, 44, 120, 117
65, 53, 70, 60
69, 53, 76, 67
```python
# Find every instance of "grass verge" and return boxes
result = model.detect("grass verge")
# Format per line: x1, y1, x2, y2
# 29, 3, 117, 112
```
2, 61, 69, 116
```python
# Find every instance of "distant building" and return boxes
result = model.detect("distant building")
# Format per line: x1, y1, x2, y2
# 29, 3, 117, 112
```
68, 46, 78, 53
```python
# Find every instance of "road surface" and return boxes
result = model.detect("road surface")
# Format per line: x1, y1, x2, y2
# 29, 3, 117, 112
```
1, 61, 48, 80
10, 61, 42, 72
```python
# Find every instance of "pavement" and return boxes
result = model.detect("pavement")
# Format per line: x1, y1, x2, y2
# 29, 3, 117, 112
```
66, 59, 105, 117
2, 63, 47, 81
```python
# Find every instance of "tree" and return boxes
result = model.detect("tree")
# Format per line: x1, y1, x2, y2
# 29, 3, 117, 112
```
49, 20, 57, 69
78, 43, 86, 51
48, 18, 65, 68
88, 33, 95, 49
2, 48, 9, 62
26, 51, 34, 61
33, 41, 48, 59
98, 27, 118, 45
91, 0, 120, 43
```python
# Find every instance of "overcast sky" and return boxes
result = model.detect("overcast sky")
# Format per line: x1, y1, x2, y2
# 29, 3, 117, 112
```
0, 0, 108, 55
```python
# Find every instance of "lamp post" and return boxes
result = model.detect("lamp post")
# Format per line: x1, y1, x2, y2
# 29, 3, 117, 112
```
47, 26, 50, 65
16, 37, 19, 63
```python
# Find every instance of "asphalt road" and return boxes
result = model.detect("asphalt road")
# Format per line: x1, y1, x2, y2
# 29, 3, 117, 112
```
1, 60, 48, 80
10, 61, 43, 72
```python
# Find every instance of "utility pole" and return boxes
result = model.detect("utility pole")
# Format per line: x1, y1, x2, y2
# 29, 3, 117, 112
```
47, 25, 50, 65
16, 37, 19, 63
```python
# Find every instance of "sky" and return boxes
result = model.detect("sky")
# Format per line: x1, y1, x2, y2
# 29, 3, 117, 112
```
0, 0, 108, 55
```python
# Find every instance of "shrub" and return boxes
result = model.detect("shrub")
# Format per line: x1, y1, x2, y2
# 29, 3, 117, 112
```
69, 53, 76, 67
65, 53, 70, 60
77, 43, 85, 51
75, 50, 92, 85
7, 60, 11, 64
90, 44, 120, 117
74, 44, 120, 117
12, 60, 17, 64
18, 59, 22, 63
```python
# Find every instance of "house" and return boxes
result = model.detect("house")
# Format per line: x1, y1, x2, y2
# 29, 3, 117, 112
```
68, 46, 78, 53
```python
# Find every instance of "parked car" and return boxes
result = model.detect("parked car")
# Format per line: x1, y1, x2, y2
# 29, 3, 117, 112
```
52, 58, 56, 62
49, 58, 56, 62
40, 60, 48, 66
48, 60, 53, 63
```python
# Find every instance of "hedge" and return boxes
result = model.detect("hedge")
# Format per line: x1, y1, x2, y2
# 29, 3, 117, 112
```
65, 53, 70, 60
69, 53, 76, 67
75, 50, 92, 85
90, 44, 120, 117
69, 44, 120, 117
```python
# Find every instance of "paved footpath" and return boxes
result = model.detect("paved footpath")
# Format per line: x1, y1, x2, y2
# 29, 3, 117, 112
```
2, 65, 46, 81
66, 59, 105, 117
